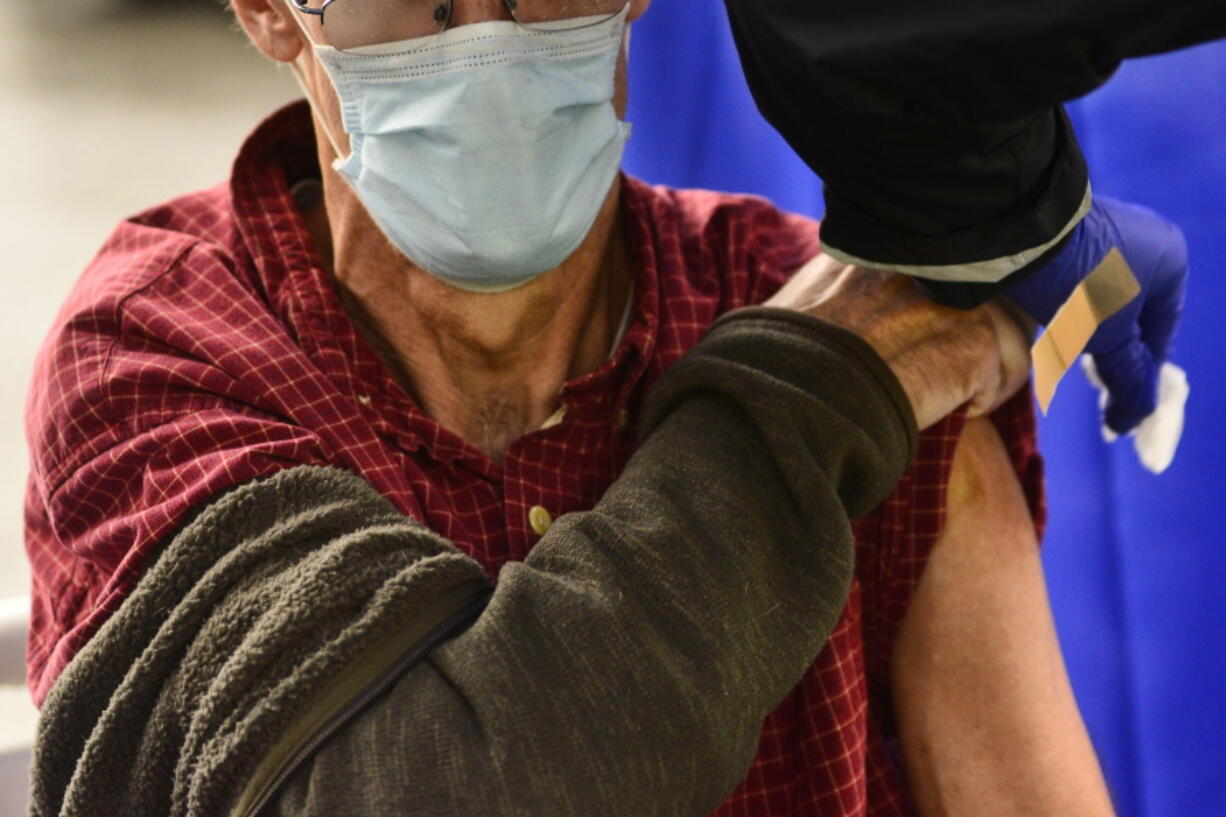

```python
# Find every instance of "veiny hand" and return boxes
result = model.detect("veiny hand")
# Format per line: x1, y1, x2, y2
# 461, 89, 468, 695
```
766, 253, 1032, 430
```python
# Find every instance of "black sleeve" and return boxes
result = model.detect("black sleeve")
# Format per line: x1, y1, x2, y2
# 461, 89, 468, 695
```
722, 0, 1226, 307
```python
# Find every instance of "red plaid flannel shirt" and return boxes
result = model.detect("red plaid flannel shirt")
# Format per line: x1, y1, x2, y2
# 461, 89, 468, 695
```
24, 101, 1043, 816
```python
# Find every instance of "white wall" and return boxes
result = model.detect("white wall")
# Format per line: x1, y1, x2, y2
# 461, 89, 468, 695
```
0, 2, 299, 602
0, 5, 299, 812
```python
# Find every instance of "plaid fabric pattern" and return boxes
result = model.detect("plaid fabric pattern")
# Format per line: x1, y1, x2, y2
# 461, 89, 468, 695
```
24, 101, 1043, 815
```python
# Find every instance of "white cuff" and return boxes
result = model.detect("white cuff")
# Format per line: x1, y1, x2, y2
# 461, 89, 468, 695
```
823, 185, 1092, 283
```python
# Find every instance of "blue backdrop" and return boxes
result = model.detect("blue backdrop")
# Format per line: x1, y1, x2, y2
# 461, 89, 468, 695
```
623, 6, 1226, 816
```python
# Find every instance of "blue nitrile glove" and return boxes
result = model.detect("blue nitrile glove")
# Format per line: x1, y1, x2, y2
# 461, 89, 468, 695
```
1006, 196, 1189, 467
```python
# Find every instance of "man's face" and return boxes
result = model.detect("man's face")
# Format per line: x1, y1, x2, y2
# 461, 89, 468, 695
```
231, 0, 650, 283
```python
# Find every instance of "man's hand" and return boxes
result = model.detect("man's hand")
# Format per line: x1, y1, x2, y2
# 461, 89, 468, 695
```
766, 254, 1031, 430
1006, 196, 1189, 458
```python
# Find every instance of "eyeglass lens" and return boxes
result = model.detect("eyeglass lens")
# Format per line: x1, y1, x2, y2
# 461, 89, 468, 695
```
321, 0, 624, 51
505, 0, 623, 28
321, 0, 451, 51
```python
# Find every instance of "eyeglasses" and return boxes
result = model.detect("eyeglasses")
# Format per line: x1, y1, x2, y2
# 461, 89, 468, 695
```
290, 0, 626, 52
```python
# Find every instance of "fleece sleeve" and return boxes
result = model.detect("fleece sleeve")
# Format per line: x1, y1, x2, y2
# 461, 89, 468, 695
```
266, 307, 915, 817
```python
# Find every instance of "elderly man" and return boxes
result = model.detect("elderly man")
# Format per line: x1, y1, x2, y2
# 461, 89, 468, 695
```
25, 1, 1111, 815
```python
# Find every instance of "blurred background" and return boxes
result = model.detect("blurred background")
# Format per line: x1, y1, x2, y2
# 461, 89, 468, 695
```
0, 1, 299, 810
1, 1, 1224, 816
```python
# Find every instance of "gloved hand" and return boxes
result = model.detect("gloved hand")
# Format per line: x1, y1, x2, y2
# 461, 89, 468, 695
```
1006, 195, 1189, 469
1082, 356, 1188, 474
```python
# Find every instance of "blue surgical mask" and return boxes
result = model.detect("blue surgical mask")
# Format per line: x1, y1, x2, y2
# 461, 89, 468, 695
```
294, 8, 631, 292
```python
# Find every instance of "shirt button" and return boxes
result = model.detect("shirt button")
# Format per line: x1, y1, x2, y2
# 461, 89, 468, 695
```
528, 505, 553, 536
616, 409, 630, 431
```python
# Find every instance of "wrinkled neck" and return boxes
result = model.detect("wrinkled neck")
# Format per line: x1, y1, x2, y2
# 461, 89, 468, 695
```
304, 173, 631, 461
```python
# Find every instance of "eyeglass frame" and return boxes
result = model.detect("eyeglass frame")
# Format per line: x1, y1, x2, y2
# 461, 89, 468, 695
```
288, 0, 622, 44
290, 0, 452, 33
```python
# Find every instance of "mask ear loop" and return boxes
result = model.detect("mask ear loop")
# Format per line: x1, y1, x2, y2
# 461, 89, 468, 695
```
620, 22, 633, 139
285, 4, 350, 162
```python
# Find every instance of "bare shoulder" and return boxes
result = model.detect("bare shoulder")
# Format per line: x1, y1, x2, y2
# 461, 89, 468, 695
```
944, 416, 1037, 556
893, 416, 1116, 817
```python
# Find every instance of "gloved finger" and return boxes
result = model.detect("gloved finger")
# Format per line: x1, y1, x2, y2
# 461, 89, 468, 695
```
1137, 233, 1188, 364
1089, 329, 1158, 435
1080, 356, 1188, 471
1079, 356, 1118, 443
1108, 198, 1189, 364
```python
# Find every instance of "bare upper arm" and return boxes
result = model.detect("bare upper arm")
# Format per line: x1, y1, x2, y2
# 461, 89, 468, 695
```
891, 417, 1115, 817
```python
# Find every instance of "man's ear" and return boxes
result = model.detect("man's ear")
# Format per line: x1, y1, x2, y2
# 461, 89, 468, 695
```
627, 0, 651, 24
231, 0, 306, 63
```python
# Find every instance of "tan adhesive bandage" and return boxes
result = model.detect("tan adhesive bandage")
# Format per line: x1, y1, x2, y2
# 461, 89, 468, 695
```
1032, 247, 1141, 413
